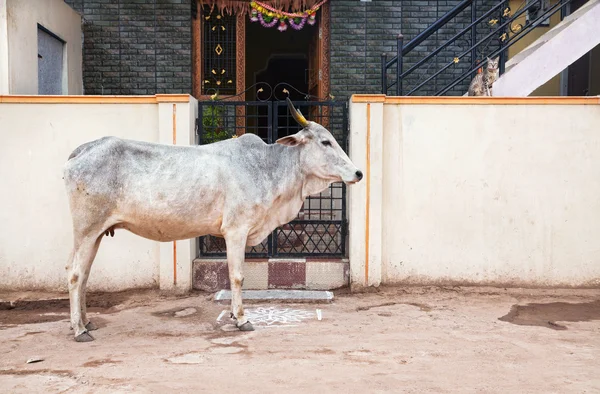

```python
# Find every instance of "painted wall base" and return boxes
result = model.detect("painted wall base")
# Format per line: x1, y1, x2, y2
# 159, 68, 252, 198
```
192, 259, 349, 292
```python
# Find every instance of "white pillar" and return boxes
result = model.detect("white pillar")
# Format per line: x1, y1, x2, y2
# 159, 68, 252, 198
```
157, 94, 198, 293
349, 95, 385, 290
0, 0, 9, 94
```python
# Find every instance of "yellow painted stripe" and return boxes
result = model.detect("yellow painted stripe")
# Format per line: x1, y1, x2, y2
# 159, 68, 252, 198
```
156, 94, 191, 103
172, 103, 178, 286
0, 94, 190, 104
352, 95, 600, 105
365, 103, 371, 286
173, 241, 177, 286
172, 103, 177, 144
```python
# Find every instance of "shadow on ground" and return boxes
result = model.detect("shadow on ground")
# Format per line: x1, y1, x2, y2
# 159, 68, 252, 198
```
498, 300, 600, 330
0, 292, 136, 327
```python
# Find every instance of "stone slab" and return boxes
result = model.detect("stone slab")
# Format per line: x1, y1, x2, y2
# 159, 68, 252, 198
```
243, 261, 269, 290
213, 289, 334, 303
306, 261, 349, 290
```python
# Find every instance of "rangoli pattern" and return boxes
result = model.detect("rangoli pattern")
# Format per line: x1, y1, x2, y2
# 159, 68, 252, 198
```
244, 307, 316, 326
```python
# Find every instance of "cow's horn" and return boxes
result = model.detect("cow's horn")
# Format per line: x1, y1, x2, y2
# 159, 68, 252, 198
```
286, 97, 309, 127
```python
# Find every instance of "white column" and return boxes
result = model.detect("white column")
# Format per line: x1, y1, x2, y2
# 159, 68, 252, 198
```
157, 95, 198, 293
348, 95, 385, 290
0, 0, 9, 94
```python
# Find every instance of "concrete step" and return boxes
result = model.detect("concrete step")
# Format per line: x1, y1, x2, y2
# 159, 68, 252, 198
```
493, 0, 600, 96
193, 258, 349, 292
213, 289, 334, 303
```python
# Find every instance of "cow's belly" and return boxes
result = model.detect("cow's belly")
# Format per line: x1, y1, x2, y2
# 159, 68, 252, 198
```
117, 219, 220, 242
114, 199, 223, 242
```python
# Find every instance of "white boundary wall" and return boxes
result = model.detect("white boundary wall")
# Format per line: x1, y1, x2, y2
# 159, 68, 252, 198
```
349, 95, 600, 289
4, 94, 600, 292
0, 95, 197, 292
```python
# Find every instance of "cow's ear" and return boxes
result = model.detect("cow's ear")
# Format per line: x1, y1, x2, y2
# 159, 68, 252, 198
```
276, 133, 307, 146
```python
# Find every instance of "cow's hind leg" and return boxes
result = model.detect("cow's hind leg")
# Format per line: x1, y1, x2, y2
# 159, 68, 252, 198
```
81, 262, 99, 332
67, 234, 102, 342
225, 232, 254, 331
81, 229, 115, 330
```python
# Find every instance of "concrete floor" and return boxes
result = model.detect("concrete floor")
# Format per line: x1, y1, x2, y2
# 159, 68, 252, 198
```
1, 286, 599, 393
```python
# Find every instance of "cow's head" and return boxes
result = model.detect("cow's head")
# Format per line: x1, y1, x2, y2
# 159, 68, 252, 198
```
277, 98, 363, 185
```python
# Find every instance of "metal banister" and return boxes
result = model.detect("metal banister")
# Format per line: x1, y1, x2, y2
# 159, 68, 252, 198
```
399, 1, 505, 81
435, 0, 573, 96
382, 0, 574, 96
385, 0, 473, 69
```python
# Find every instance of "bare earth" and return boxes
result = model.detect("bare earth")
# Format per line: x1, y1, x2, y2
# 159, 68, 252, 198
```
1, 286, 599, 393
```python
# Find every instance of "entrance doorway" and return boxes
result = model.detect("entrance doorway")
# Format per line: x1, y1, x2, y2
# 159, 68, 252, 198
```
245, 15, 321, 141
197, 99, 349, 259
192, 2, 331, 103
245, 17, 313, 102
255, 55, 309, 101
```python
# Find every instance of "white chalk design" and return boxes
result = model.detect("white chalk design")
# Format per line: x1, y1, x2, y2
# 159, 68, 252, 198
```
244, 307, 316, 326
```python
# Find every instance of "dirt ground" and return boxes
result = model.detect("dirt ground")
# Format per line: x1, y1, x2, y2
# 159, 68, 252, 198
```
1, 286, 599, 393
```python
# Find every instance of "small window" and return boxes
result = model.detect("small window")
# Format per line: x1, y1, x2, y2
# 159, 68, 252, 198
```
202, 7, 236, 95
37, 25, 65, 95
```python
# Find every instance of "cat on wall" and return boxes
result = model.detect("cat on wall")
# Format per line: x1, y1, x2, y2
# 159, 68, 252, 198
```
467, 56, 500, 96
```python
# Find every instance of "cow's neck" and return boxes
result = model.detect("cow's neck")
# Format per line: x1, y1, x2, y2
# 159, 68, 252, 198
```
301, 175, 331, 199
270, 144, 331, 199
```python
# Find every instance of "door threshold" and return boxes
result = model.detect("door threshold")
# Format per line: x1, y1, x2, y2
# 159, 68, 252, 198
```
192, 258, 349, 291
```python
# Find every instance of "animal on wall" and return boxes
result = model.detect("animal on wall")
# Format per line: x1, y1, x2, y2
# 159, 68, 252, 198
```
467, 56, 500, 96
63, 98, 363, 342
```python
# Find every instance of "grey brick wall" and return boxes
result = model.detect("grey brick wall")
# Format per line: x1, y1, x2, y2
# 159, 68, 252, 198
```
331, 0, 502, 98
330, 1, 402, 99
64, 0, 502, 97
64, 0, 192, 95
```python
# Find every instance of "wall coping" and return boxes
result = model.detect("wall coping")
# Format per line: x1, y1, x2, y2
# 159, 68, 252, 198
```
351, 94, 600, 105
0, 94, 191, 104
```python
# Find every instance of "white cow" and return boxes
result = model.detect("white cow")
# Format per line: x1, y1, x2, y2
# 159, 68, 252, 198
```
63, 99, 362, 342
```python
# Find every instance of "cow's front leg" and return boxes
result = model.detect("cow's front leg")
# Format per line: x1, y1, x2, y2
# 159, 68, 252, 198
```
224, 231, 254, 331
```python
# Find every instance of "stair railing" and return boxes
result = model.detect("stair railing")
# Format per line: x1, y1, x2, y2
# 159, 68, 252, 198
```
435, 0, 575, 96
382, 0, 575, 96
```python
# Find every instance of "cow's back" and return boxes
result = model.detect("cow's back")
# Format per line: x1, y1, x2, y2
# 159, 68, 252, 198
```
63, 135, 281, 241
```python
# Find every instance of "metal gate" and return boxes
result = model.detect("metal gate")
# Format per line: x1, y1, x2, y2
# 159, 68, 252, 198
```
196, 99, 348, 258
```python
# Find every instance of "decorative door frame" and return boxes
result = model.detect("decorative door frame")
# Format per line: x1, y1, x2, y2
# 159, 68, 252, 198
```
192, 4, 246, 101
193, 1, 330, 101
317, 2, 331, 100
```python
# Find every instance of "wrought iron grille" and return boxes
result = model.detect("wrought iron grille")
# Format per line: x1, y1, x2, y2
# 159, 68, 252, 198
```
197, 99, 348, 258
202, 6, 236, 95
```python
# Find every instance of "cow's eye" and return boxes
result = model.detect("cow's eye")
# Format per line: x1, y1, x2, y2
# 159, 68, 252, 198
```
321, 140, 332, 147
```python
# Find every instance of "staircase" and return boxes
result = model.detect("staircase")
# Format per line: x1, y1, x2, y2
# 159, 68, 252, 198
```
493, 0, 600, 96
381, 0, 598, 97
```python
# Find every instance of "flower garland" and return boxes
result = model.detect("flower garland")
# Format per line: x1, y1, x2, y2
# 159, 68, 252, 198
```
249, 0, 328, 32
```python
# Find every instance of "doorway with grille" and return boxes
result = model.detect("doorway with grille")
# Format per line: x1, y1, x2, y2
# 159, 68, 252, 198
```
196, 99, 348, 259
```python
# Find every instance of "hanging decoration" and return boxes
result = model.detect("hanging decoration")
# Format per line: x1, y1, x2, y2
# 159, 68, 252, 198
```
249, 0, 328, 32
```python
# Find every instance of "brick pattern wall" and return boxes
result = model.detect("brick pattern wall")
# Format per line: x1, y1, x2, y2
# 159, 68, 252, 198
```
64, 0, 502, 97
330, 1, 402, 99
331, 0, 502, 98
64, 0, 192, 95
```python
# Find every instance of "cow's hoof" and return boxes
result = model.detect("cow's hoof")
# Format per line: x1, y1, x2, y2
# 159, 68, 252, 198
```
74, 331, 95, 342
237, 321, 254, 331
85, 321, 98, 331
